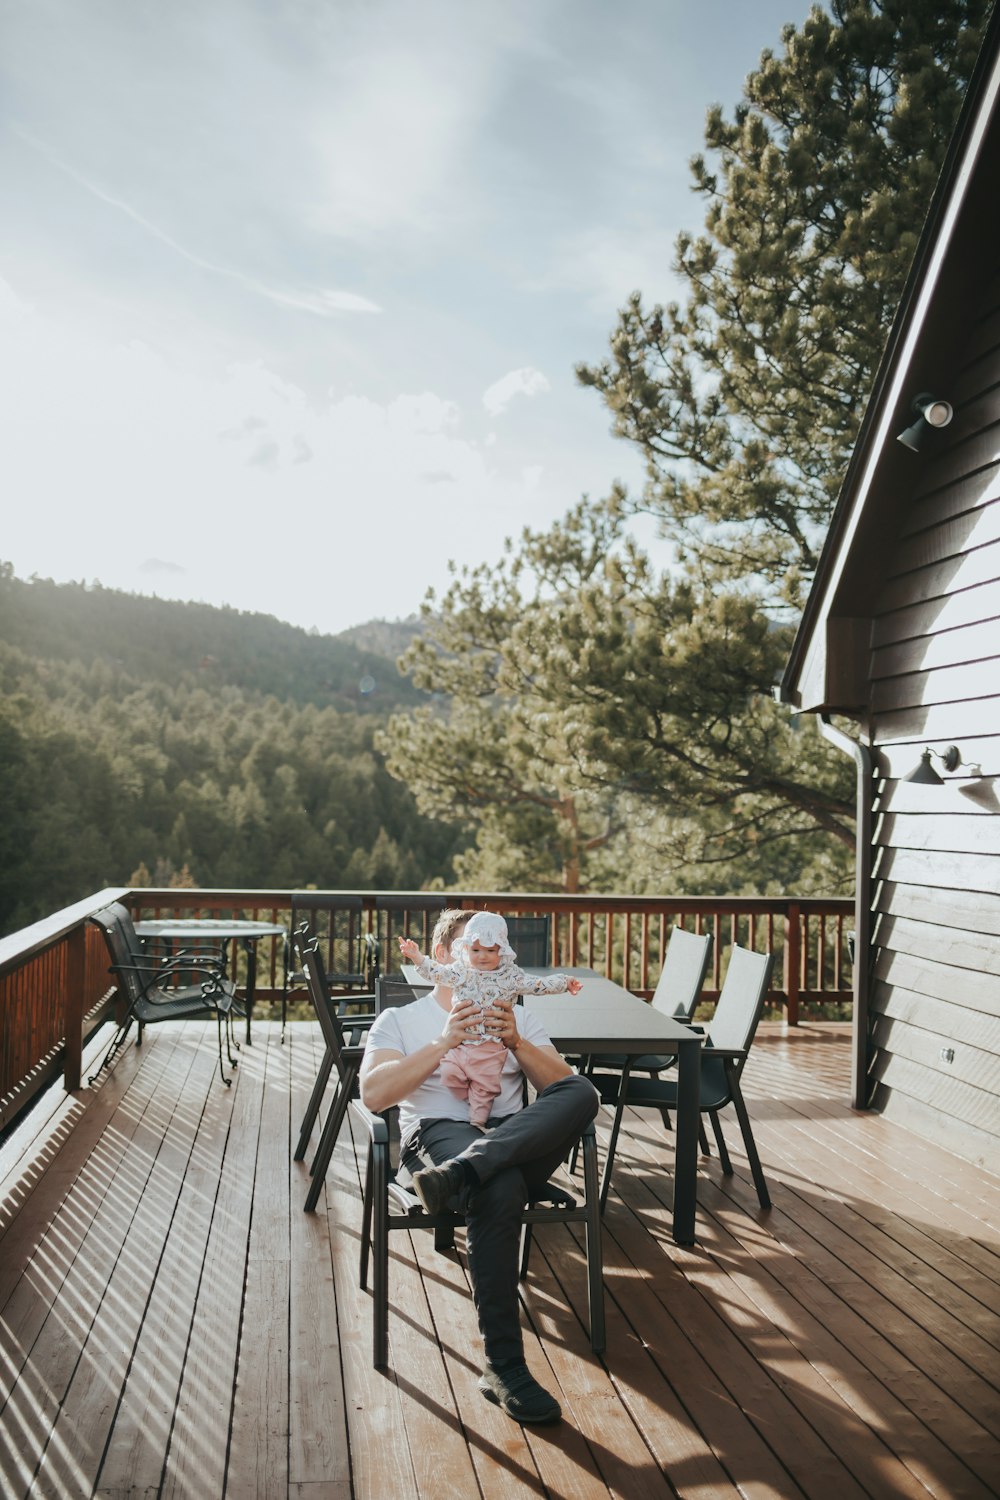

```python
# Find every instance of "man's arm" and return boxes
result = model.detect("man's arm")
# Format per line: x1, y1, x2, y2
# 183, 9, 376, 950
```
508, 1034, 573, 1092
483, 999, 573, 1090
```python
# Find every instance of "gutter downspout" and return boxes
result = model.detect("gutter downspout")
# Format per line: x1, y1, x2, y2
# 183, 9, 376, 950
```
818, 714, 873, 1110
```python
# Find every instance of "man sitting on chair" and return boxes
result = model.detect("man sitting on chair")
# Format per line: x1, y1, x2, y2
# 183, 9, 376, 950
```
360, 908, 599, 1426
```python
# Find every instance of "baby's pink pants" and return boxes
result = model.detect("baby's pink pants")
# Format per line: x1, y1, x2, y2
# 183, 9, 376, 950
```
440, 1042, 507, 1128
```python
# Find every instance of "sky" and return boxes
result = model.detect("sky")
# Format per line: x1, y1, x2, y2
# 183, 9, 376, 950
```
1, 0, 817, 637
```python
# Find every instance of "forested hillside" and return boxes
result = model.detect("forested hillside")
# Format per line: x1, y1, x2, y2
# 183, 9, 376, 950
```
0, 566, 463, 936
0, 568, 425, 712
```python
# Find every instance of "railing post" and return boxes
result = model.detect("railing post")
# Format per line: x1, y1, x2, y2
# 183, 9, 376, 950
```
65, 924, 86, 1091
784, 904, 800, 1027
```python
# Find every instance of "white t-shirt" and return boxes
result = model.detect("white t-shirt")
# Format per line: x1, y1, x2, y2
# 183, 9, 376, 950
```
365, 992, 557, 1139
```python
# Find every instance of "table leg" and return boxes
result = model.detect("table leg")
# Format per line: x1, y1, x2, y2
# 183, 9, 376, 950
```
243, 939, 258, 1045
672, 1035, 701, 1244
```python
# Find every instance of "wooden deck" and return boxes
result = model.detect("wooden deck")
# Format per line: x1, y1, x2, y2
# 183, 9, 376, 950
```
1, 1019, 998, 1500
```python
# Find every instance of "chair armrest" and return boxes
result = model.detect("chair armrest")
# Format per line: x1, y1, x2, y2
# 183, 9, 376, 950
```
155, 956, 230, 984
349, 1100, 390, 1145
338, 993, 377, 1015
701, 1045, 747, 1059
164, 942, 227, 965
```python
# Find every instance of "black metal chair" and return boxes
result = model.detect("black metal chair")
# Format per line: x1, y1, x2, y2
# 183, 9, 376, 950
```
590, 945, 776, 1212
375, 974, 429, 1012
374, 892, 448, 961
570, 926, 713, 1175
284, 894, 379, 1032
350, 1098, 605, 1367
294, 933, 376, 1213
504, 914, 551, 967
89, 902, 238, 1086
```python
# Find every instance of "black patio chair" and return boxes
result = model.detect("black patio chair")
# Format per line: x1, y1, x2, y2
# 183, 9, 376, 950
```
375, 974, 430, 1012
590, 945, 776, 1213
284, 893, 379, 1032
504, 914, 552, 967
374, 892, 449, 956
89, 902, 238, 1086
570, 926, 713, 1174
351, 1097, 605, 1367
294, 933, 376, 1213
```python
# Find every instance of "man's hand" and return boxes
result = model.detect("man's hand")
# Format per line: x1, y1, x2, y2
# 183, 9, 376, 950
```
440, 1000, 480, 1050
483, 998, 519, 1049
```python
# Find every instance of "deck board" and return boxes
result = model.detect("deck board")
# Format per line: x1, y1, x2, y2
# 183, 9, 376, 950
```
1, 1020, 999, 1499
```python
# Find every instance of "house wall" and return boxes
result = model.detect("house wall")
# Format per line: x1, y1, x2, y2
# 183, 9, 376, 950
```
866, 264, 1000, 1170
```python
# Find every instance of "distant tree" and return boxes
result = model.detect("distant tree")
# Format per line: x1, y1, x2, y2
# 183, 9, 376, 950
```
0, 628, 462, 936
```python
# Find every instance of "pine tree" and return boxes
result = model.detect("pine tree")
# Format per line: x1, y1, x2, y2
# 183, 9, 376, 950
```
385, 2, 991, 895
577, 0, 990, 603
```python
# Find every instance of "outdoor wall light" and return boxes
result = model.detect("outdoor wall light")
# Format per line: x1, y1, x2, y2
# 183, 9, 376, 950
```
902, 744, 962, 784
896, 392, 954, 452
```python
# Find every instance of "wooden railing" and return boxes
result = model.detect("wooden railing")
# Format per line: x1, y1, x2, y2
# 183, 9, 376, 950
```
0, 888, 128, 1130
1, 885, 853, 1133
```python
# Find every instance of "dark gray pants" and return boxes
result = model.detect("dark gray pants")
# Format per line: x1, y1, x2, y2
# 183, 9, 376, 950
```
401, 1073, 599, 1367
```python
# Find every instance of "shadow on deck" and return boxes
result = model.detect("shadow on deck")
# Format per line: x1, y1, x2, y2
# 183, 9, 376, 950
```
1, 1020, 998, 1499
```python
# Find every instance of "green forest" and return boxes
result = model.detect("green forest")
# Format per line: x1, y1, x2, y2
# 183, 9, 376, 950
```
0, 565, 464, 936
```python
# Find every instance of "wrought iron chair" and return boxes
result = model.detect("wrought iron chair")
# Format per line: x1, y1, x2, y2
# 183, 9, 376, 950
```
89, 902, 238, 1086
504, 914, 551, 967
350, 1097, 605, 1367
294, 933, 376, 1213
590, 945, 776, 1213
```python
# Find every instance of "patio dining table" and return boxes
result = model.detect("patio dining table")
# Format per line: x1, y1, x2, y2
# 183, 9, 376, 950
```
135, 918, 286, 1044
402, 964, 703, 1244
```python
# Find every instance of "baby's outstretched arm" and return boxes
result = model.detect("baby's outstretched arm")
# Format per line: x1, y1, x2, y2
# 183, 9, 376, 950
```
512, 968, 583, 996
399, 935, 461, 985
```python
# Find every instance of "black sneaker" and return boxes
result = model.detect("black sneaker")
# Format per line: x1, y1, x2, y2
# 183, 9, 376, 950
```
411, 1159, 466, 1214
478, 1362, 561, 1424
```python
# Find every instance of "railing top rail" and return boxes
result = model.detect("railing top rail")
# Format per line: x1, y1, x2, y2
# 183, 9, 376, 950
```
0, 887, 130, 973
125, 887, 853, 915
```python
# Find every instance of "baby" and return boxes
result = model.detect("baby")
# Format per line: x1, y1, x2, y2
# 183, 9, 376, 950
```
398, 911, 582, 1128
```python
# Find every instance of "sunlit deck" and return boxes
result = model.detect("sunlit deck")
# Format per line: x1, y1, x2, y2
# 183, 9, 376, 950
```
1, 1019, 998, 1499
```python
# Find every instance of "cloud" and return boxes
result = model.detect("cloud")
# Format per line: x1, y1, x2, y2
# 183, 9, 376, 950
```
482, 367, 551, 417
543, 224, 684, 312
248, 439, 281, 470
0, 294, 585, 633
13, 126, 381, 318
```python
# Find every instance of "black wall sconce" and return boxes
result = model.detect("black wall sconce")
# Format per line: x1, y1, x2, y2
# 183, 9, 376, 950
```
896, 392, 954, 452
903, 744, 963, 784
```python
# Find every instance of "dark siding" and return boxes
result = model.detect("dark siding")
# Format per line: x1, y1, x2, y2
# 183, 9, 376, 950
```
867, 265, 1000, 1169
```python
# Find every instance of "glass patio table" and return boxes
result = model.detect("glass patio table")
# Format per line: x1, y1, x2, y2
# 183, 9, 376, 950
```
135, 918, 286, 1044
